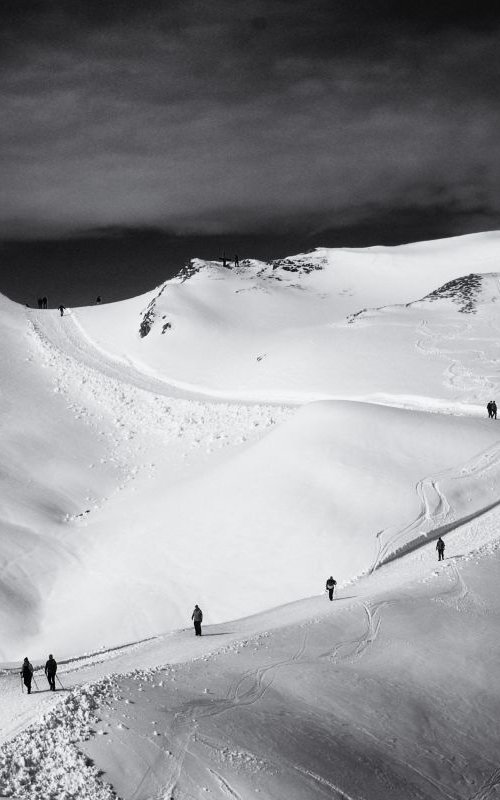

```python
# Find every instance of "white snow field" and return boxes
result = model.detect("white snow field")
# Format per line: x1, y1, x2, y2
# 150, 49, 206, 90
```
2, 231, 500, 799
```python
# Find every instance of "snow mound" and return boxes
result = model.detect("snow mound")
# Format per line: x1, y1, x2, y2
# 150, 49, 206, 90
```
58, 232, 500, 401
0, 679, 117, 799
29, 400, 500, 658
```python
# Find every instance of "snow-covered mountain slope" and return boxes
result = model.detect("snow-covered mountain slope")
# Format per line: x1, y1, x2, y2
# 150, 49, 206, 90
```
2, 513, 500, 800
64, 233, 500, 402
19, 400, 500, 659
2, 232, 500, 660
2, 231, 500, 799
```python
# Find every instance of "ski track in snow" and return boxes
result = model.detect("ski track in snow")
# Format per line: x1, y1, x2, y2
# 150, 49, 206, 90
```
131, 629, 310, 799
3, 523, 500, 799
372, 436, 500, 572
415, 292, 500, 403
469, 767, 500, 800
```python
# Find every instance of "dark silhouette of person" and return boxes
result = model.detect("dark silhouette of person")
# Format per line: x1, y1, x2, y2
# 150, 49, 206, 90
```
325, 576, 337, 600
21, 657, 34, 694
96, 296, 102, 304
487, 401, 493, 418
45, 654, 57, 690
492, 401, 498, 420
37, 297, 43, 309
58, 305, 66, 317
436, 537, 445, 561
42, 297, 48, 309
234, 254, 239, 267
191, 604, 203, 636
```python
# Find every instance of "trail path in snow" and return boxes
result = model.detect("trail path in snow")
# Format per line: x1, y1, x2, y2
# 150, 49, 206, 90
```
3, 503, 500, 798
27, 308, 293, 485
86, 523, 500, 800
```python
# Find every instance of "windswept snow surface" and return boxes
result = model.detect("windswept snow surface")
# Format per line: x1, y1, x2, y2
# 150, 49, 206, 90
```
2, 232, 500, 798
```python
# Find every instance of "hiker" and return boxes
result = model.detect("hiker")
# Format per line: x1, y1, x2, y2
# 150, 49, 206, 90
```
58, 304, 65, 317
37, 297, 43, 309
234, 254, 239, 268
492, 401, 498, 420
436, 537, 445, 561
487, 401, 493, 418
325, 576, 337, 601
21, 657, 34, 694
42, 297, 48, 309
191, 604, 203, 636
96, 296, 101, 304
45, 654, 57, 691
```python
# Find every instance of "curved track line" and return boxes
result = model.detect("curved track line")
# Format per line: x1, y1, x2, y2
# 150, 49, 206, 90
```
133, 630, 309, 799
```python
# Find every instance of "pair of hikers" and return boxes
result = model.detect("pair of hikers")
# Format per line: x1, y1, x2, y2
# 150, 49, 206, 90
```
487, 400, 497, 419
20, 654, 58, 694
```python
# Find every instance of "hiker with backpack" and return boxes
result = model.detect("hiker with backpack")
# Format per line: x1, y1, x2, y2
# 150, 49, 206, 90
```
45, 654, 58, 690
20, 657, 34, 694
325, 576, 337, 601
191, 604, 203, 636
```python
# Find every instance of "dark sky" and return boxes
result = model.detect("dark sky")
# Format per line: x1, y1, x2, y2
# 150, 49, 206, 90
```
1, 1, 500, 304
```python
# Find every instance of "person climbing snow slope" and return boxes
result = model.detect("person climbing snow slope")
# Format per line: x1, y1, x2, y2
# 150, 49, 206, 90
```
20, 657, 33, 694
45, 654, 57, 691
325, 576, 337, 600
191, 604, 203, 636
436, 536, 445, 561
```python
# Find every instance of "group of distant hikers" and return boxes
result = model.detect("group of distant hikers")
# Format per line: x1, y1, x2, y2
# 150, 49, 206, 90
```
487, 400, 498, 419
30, 296, 102, 315
22, 561, 452, 693
20, 654, 58, 695
20, 608, 204, 695
34, 297, 66, 315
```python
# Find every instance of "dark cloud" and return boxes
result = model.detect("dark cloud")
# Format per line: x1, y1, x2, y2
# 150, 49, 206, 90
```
0, 1, 499, 242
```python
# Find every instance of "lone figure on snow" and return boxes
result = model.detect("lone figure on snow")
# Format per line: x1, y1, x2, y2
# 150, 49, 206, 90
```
58, 305, 66, 317
21, 657, 34, 694
325, 576, 337, 601
436, 536, 445, 561
45, 654, 58, 691
191, 604, 203, 636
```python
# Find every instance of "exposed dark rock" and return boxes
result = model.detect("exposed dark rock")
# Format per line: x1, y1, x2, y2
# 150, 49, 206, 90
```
423, 273, 483, 314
